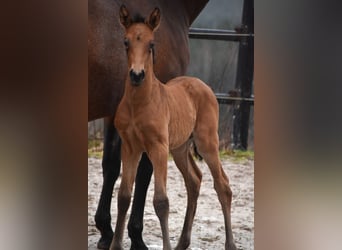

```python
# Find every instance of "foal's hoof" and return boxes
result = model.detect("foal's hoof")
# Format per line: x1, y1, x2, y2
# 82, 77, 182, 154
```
226, 242, 238, 250
97, 235, 113, 249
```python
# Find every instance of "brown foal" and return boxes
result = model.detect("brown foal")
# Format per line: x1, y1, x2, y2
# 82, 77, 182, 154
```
111, 5, 237, 250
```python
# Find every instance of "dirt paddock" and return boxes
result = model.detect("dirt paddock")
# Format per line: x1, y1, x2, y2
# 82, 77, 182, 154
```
88, 157, 254, 249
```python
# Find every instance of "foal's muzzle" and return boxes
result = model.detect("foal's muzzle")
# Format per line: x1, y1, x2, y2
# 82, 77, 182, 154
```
129, 69, 145, 86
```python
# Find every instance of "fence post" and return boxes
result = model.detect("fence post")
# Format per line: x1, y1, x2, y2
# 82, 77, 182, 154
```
233, 0, 254, 150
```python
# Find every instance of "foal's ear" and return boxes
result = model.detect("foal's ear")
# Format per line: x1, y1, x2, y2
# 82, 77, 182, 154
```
119, 5, 132, 28
146, 7, 161, 31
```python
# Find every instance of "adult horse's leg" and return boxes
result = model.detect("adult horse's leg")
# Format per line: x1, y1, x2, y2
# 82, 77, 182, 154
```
171, 144, 202, 250
95, 117, 121, 249
128, 153, 153, 250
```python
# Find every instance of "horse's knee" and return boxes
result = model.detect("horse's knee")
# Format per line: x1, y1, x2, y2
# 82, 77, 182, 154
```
153, 196, 169, 219
118, 192, 131, 213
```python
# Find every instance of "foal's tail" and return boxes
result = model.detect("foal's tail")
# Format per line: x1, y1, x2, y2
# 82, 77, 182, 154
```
193, 142, 203, 161
189, 134, 203, 161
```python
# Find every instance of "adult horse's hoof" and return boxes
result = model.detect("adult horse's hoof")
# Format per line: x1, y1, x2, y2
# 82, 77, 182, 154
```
97, 235, 113, 250
130, 242, 148, 250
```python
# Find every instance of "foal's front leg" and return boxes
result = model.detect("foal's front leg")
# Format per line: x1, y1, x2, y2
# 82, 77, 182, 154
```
110, 145, 142, 250
147, 145, 172, 250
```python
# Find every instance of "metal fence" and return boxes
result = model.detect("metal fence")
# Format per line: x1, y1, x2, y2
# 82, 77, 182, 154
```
188, 0, 254, 150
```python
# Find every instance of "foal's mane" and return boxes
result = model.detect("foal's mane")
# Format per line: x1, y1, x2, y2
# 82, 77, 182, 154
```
132, 14, 145, 24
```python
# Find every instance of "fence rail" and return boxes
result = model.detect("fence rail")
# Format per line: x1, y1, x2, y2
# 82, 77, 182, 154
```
215, 93, 254, 105
189, 27, 254, 42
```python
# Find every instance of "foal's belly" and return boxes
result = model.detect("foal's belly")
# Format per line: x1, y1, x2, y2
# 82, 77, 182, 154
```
168, 129, 193, 149
168, 107, 196, 150
166, 86, 197, 150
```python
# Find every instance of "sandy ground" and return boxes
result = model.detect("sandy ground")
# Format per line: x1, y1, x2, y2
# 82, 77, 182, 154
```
88, 157, 254, 250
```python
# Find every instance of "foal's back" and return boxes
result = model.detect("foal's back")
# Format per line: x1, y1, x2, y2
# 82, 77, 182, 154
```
164, 76, 219, 149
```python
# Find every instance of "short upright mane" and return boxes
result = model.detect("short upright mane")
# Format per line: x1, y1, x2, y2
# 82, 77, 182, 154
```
132, 14, 145, 24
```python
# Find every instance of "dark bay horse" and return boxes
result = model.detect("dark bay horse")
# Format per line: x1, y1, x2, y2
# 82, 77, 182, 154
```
112, 6, 236, 250
88, 0, 209, 249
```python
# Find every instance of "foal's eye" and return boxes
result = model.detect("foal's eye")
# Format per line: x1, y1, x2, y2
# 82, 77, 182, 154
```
124, 39, 129, 49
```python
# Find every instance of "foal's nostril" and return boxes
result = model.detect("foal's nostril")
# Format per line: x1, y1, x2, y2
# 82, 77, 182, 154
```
139, 70, 145, 80
129, 69, 145, 86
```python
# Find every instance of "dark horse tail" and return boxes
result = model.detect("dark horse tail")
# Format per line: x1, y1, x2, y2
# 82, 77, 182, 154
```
193, 142, 203, 161
189, 134, 203, 161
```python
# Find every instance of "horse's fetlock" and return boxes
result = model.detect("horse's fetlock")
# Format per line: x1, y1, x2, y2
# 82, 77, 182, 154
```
128, 221, 143, 237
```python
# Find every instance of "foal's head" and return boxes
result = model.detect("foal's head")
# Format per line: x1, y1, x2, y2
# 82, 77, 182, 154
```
119, 5, 161, 86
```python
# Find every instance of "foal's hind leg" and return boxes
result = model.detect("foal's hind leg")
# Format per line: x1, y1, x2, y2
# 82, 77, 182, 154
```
194, 132, 237, 250
171, 143, 202, 250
